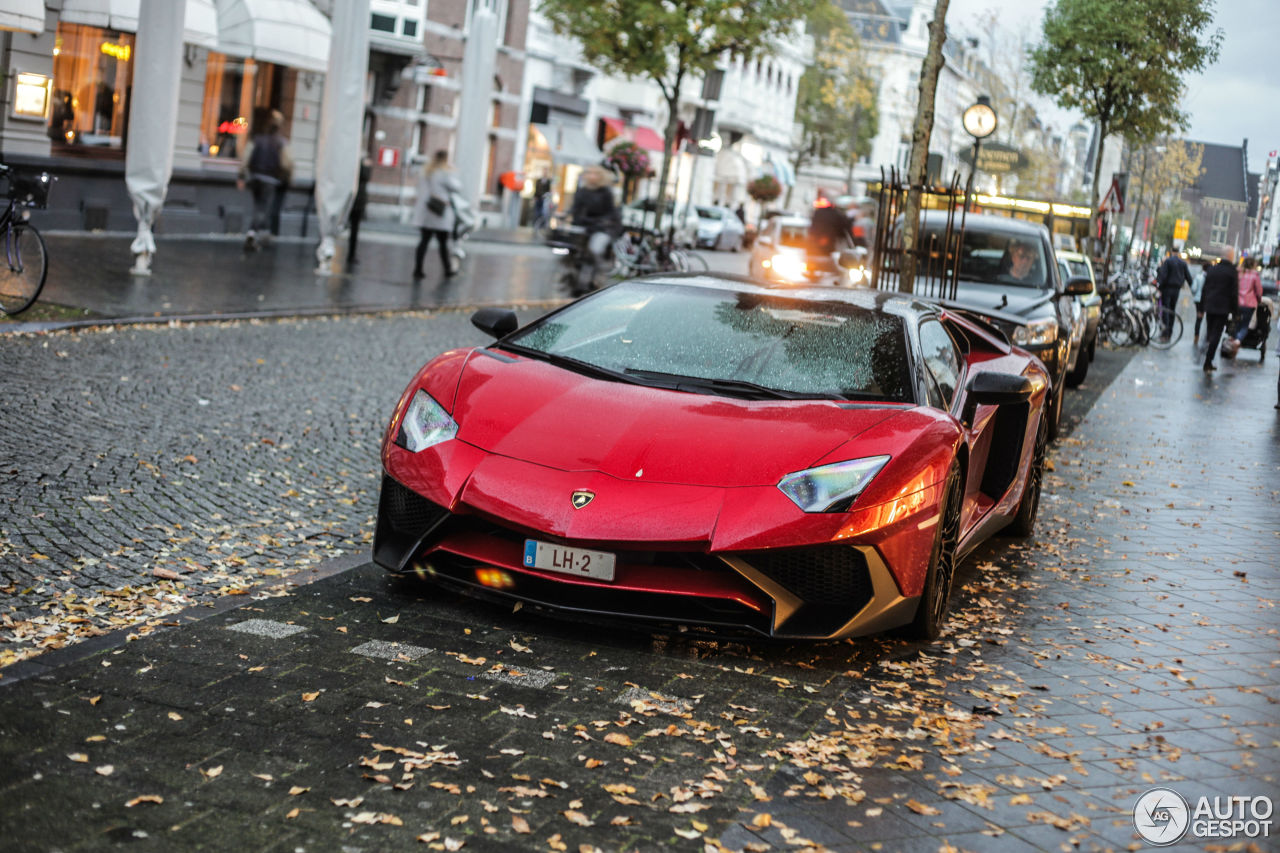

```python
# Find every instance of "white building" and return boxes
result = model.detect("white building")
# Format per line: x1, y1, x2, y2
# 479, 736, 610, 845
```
518, 8, 810, 220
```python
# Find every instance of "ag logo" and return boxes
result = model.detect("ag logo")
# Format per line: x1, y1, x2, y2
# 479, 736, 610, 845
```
1133, 787, 1190, 845
571, 490, 595, 509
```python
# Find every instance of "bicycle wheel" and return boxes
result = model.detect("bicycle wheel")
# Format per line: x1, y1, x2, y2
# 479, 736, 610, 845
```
0, 222, 48, 316
1148, 308, 1183, 349
1100, 305, 1138, 347
678, 250, 709, 272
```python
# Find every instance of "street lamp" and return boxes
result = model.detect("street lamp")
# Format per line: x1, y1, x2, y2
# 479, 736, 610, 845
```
962, 96, 997, 211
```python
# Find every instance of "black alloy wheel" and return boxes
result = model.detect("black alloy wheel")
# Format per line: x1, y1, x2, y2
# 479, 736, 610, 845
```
1005, 413, 1048, 537
908, 462, 963, 640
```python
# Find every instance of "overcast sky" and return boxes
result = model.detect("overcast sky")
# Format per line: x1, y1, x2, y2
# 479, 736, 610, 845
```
944, 0, 1280, 169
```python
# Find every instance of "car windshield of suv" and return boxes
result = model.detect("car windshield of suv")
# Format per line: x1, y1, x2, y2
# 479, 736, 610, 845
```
936, 227, 1049, 289
778, 223, 809, 248
504, 282, 913, 402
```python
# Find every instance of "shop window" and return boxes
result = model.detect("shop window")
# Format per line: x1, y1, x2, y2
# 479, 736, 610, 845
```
199, 53, 297, 160
48, 23, 135, 156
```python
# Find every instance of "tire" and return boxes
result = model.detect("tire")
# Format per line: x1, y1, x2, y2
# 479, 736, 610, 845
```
1064, 345, 1089, 387
1005, 413, 1048, 537
1045, 376, 1064, 441
0, 223, 49, 316
1148, 309, 1183, 349
907, 461, 963, 641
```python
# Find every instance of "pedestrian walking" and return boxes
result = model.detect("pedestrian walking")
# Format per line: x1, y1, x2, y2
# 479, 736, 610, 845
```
1190, 259, 1208, 343
346, 156, 372, 267
1232, 256, 1263, 342
1155, 247, 1191, 341
411, 150, 462, 279
1200, 249, 1239, 372
238, 109, 293, 251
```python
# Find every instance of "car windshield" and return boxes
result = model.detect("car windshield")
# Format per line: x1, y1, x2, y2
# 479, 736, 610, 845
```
929, 226, 1050, 289
504, 282, 913, 402
695, 206, 722, 220
778, 223, 809, 248
1064, 259, 1092, 280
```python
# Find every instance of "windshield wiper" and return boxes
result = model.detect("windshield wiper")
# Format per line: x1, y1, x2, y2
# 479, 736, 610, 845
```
623, 368, 822, 400
498, 344, 631, 383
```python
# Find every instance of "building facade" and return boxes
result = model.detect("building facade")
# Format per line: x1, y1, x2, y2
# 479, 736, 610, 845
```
1181, 139, 1252, 260
0, 0, 527, 235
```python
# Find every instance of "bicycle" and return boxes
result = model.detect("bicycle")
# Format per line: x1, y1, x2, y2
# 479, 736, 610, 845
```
612, 228, 708, 278
0, 163, 52, 316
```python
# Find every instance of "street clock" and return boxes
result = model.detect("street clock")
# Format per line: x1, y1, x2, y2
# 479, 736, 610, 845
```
963, 99, 997, 139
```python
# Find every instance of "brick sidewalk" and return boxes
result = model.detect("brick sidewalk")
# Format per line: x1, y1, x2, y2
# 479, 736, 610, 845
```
0, 323, 1275, 851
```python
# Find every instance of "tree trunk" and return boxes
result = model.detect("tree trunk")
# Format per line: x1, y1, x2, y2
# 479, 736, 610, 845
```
1088, 122, 1108, 260
654, 100, 682, 234
898, 0, 950, 295
845, 107, 860, 189
1125, 145, 1149, 271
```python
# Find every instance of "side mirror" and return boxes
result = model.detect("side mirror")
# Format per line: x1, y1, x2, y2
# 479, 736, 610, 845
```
836, 249, 862, 269
471, 307, 519, 338
966, 371, 1034, 406
1063, 275, 1094, 296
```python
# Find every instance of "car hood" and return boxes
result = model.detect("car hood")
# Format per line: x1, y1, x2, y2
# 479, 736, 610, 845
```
951, 280, 1054, 318
451, 352, 902, 487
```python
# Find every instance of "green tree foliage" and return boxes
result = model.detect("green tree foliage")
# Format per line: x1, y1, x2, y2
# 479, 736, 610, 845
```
1028, 0, 1221, 245
539, 0, 817, 229
790, 1, 879, 202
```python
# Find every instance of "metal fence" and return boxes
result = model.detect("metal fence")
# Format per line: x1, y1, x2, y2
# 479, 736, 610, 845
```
869, 167, 968, 302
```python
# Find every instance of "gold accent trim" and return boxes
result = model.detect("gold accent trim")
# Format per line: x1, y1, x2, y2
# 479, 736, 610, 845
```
719, 556, 803, 632
829, 546, 918, 638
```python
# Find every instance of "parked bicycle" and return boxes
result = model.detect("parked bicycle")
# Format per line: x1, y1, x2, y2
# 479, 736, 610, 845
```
611, 227, 708, 278
0, 163, 52, 316
1097, 269, 1182, 349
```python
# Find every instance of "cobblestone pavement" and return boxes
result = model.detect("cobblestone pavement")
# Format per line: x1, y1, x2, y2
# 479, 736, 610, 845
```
0, 311, 1277, 851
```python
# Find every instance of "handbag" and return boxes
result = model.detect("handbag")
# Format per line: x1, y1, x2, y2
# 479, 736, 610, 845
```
1220, 337, 1240, 359
426, 196, 447, 216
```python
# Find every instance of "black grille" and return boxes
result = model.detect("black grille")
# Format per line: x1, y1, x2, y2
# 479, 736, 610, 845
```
382, 476, 449, 534
743, 547, 874, 634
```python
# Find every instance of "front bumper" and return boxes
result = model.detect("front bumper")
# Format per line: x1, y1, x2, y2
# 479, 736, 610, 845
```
373, 463, 934, 640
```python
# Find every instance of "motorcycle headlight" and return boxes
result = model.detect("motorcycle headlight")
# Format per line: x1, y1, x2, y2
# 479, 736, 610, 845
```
777, 456, 890, 513
395, 390, 458, 452
1012, 317, 1059, 348
847, 266, 866, 285
769, 253, 808, 282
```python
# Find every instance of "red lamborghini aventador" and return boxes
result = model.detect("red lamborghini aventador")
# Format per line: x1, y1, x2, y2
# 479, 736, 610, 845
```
374, 276, 1050, 640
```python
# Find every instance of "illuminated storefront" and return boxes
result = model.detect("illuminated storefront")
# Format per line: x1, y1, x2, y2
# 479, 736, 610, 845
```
200, 54, 298, 160
48, 23, 135, 154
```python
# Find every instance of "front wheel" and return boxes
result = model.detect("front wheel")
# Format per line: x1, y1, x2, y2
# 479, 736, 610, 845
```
907, 462, 963, 641
0, 222, 49, 316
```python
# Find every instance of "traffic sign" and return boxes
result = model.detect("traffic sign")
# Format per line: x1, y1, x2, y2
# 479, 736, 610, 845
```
1173, 218, 1190, 241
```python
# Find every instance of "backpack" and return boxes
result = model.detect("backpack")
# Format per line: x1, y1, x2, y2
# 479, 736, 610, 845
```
248, 135, 283, 181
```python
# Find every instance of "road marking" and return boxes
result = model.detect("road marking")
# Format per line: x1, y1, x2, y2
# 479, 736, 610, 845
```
350, 640, 434, 661
225, 619, 306, 639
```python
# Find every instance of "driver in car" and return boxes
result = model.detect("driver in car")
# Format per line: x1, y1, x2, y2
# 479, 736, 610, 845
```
1000, 237, 1039, 284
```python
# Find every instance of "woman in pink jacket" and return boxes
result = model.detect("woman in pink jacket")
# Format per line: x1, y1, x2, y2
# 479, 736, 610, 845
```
1233, 256, 1263, 342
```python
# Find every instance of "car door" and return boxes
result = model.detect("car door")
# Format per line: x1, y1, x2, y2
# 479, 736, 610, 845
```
917, 318, 994, 537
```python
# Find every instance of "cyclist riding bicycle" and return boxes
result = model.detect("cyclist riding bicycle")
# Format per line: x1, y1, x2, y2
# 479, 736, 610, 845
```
567, 165, 621, 295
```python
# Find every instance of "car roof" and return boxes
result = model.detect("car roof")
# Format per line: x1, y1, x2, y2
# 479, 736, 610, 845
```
922, 210, 1051, 240
1056, 250, 1090, 262
626, 272, 943, 320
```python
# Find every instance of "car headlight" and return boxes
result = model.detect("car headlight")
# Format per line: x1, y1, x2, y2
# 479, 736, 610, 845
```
1012, 317, 1059, 348
768, 253, 808, 282
778, 456, 890, 513
846, 266, 866, 285
395, 389, 458, 452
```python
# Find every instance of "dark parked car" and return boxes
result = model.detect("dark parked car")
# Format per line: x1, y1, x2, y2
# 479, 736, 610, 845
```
919, 211, 1091, 439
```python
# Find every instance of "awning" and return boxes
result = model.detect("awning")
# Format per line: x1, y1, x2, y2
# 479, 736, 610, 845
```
767, 150, 795, 187
60, 0, 220, 47
534, 122, 602, 167
215, 0, 332, 73
599, 118, 665, 153
630, 125, 665, 153
0, 0, 44, 33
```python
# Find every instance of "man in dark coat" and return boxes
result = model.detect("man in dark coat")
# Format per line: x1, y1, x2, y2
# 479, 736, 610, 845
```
1199, 250, 1239, 372
1155, 247, 1191, 340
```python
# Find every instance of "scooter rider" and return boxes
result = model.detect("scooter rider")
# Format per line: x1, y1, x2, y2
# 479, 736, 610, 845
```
568, 165, 621, 294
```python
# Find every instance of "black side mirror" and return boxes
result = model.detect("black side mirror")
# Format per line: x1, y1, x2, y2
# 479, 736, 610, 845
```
471, 307, 519, 339
1063, 275, 1094, 296
967, 371, 1034, 406
961, 371, 1034, 426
